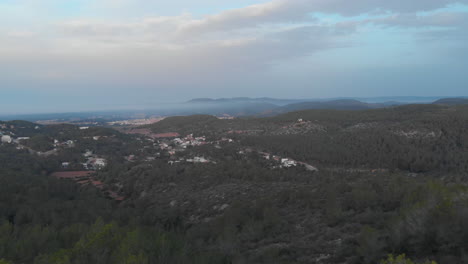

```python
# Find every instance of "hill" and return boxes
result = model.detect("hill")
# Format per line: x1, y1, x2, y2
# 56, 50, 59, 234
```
4, 104, 468, 263
267, 99, 386, 115
187, 97, 310, 106
144, 115, 222, 134
433, 97, 468, 105
185, 98, 408, 117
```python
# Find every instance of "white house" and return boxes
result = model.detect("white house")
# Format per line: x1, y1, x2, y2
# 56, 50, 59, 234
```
1, 135, 12, 143
94, 158, 107, 168
281, 158, 297, 168
194, 157, 209, 163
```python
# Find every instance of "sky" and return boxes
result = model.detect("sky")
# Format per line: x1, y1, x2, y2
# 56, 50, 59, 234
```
1, 0, 468, 114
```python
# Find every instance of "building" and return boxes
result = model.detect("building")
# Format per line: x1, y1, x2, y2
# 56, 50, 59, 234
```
87, 158, 107, 169
82, 163, 90, 170
281, 158, 297, 168
194, 157, 209, 163
125, 155, 136, 162
94, 158, 107, 168
1, 135, 12, 143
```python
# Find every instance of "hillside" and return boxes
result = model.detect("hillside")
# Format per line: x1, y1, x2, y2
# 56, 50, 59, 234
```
266, 99, 386, 115
3, 104, 468, 263
143, 115, 222, 134
184, 98, 393, 117
143, 104, 453, 135
433, 97, 468, 105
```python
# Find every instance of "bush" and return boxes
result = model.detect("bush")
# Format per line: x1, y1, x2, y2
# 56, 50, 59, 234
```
380, 254, 436, 264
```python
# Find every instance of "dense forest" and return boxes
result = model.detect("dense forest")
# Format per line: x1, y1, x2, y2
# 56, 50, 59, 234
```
2, 105, 468, 263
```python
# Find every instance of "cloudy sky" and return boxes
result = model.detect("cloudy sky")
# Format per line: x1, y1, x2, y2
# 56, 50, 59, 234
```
1, 0, 468, 113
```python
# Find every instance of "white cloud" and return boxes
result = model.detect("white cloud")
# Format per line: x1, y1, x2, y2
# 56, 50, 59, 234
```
366, 11, 468, 28
0, 0, 468, 102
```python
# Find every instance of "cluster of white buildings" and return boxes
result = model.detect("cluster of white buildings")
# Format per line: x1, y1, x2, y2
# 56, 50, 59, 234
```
186, 156, 210, 163
261, 152, 297, 168
1, 135, 12, 144
54, 139, 75, 148
108, 118, 164, 126
1, 133, 30, 145
82, 150, 107, 170
1, 127, 19, 144
174, 134, 207, 148
60, 150, 107, 170
256, 150, 318, 171
281, 158, 297, 168
157, 134, 209, 156
168, 156, 212, 165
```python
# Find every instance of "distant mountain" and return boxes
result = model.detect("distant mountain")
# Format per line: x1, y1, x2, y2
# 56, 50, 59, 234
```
262, 99, 389, 116
353, 96, 446, 103
433, 98, 468, 105
187, 96, 448, 105
185, 97, 407, 117
187, 97, 309, 106
182, 99, 278, 116
4, 97, 467, 123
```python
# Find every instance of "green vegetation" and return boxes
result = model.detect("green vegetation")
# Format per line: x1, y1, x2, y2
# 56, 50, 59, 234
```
380, 254, 436, 264
2, 105, 468, 263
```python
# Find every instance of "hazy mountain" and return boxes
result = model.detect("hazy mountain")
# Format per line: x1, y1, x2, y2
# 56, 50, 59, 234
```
187, 97, 308, 106
433, 98, 468, 105
185, 97, 400, 117
259, 99, 388, 116
353, 96, 446, 103
3, 97, 468, 123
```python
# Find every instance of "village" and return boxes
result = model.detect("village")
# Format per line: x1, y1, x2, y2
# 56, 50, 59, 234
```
122, 129, 320, 173
1, 120, 320, 203
2, 120, 320, 173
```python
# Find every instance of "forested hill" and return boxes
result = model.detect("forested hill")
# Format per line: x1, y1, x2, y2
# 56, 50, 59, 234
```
3, 104, 468, 263
142, 115, 222, 134
433, 97, 468, 105
263, 99, 389, 115
144, 103, 468, 174
145, 104, 465, 135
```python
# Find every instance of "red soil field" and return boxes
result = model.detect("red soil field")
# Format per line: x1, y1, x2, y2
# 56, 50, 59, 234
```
51, 171, 93, 179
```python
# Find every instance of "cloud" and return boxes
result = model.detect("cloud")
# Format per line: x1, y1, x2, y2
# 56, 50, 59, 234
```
367, 11, 468, 28
304, 0, 467, 15
1, 0, 468, 108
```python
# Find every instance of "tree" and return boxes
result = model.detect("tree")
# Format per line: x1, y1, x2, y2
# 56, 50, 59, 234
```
380, 254, 437, 264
